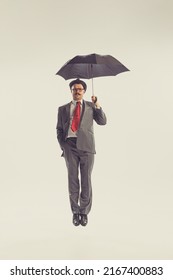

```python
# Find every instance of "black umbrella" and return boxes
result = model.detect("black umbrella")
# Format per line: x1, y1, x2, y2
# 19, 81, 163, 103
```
56, 53, 129, 94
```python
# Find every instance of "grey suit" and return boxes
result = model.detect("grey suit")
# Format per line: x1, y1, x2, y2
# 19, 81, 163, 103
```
56, 100, 107, 214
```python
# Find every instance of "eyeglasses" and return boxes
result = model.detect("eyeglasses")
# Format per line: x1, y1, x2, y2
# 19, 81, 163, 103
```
71, 88, 84, 92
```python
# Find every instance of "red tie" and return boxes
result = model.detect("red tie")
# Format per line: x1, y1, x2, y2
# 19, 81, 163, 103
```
71, 102, 81, 132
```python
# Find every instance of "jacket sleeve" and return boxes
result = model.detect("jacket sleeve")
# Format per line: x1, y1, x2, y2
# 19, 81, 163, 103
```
93, 107, 107, 125
56, 107, 64, 148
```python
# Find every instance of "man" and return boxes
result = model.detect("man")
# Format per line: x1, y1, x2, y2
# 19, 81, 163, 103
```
56, 79, 107, 226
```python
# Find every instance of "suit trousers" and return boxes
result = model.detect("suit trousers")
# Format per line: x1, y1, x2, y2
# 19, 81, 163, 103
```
63, 137, 94, 215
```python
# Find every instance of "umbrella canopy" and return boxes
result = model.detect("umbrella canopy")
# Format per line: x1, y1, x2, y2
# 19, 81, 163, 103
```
56, 53, 129, 80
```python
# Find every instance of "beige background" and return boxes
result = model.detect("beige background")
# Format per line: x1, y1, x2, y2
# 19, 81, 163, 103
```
0, 0, 173, 259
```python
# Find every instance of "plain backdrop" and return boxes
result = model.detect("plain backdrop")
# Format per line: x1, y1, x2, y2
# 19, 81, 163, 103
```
0, 0, 173, 259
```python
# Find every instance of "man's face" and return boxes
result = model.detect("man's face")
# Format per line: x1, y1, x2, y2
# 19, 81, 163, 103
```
71, 83, 85, 101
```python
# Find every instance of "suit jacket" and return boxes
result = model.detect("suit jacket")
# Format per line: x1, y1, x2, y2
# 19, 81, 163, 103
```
56, 100, 107, 155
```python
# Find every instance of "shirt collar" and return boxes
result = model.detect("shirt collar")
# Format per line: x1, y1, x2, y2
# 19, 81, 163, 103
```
72, 99, 83, 105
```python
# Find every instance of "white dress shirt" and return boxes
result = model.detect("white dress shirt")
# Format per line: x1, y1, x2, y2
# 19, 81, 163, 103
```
67, 100, 83, 138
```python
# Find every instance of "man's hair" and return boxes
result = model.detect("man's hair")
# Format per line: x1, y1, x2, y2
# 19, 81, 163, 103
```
69, 79, 87, 91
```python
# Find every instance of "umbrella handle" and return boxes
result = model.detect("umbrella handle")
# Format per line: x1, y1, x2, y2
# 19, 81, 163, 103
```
94, 96, 97, 103
91, 78, 97, 103
92, 77, 94, 96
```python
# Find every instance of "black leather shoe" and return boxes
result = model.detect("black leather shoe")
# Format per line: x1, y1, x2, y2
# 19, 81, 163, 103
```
73, 214, 80, 226
80, 214, 88, 226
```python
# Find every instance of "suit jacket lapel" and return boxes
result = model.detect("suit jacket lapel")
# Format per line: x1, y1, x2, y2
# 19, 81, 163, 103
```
80, 100, 86, 124
79, 100, 90, 128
